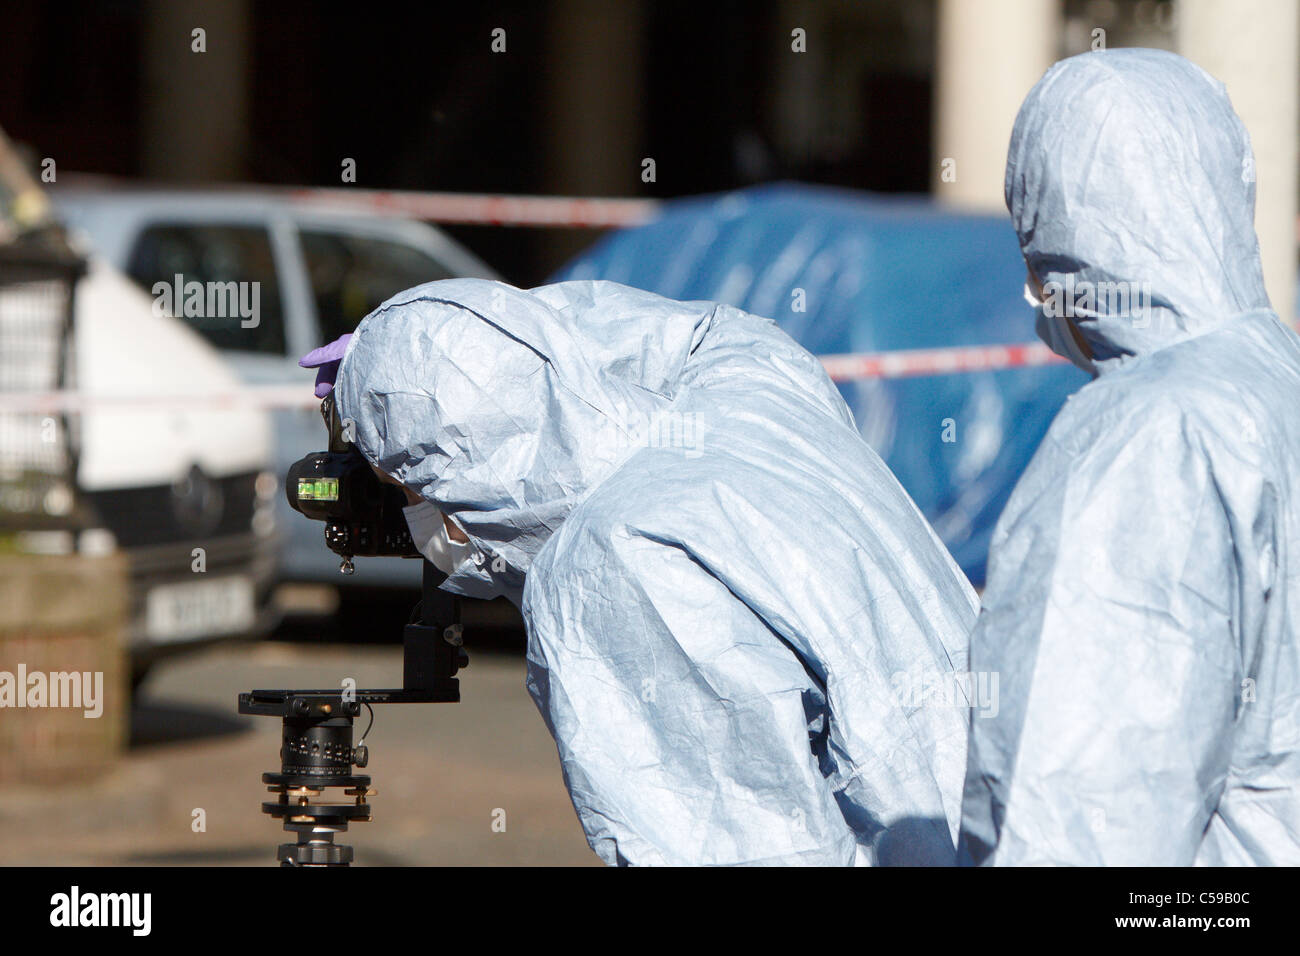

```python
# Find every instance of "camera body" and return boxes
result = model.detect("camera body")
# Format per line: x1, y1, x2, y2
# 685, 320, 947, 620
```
284, 394, 420, 560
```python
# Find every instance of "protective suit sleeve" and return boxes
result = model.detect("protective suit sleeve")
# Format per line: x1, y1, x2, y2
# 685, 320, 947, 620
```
960, 401, 1242, 865
522, 514, 861, 866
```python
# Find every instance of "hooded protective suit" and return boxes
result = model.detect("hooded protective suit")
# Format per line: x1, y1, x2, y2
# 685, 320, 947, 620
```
333, 277, 978, 865
959, 48, 1300, 865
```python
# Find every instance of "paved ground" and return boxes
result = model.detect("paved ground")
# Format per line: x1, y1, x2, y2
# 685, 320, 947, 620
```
0, 637, 598, 866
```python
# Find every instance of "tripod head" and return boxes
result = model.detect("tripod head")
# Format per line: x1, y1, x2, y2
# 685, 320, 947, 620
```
239, 560, 467, 866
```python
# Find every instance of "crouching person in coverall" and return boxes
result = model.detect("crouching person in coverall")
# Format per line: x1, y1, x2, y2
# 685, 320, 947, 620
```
311, 277, 977, 865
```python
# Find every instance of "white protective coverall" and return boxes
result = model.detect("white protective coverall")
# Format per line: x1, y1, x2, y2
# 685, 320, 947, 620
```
960, 48, 1300, 865
333, 278, 978, 865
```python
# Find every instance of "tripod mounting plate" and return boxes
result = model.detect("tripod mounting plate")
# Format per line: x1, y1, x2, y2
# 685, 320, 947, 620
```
238, 684, 460, 719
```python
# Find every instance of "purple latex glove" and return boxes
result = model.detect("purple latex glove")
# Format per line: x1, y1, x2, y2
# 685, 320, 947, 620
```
299, 334, 353, 397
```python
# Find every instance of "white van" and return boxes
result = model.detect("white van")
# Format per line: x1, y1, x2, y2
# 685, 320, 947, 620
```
69, 255, 279, 686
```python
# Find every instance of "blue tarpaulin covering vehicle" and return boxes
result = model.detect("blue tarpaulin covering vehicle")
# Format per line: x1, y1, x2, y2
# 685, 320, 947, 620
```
551, 183, 1090, 586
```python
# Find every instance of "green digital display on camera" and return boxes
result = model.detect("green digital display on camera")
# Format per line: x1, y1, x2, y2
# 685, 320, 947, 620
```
298, 477, 339, 501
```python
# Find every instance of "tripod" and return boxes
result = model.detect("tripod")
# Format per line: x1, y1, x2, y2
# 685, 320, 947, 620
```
238, 560, 466, 866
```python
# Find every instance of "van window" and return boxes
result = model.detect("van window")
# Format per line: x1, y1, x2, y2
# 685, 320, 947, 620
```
127, 224, 286, 355
299, 230, 455, 344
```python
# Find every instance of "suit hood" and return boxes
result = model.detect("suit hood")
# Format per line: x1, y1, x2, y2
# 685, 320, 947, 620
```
1006, 48, 1271, 373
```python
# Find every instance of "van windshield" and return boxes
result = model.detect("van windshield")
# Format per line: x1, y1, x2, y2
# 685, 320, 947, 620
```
127, 223, 287, 356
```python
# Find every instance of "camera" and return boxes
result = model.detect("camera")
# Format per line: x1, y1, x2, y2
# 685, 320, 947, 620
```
285, 393, 420, 564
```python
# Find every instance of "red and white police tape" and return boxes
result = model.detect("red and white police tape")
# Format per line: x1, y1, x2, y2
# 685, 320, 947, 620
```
818, 341, 1064, 381
0, 342, 1065, 414
285, 187, 661, 229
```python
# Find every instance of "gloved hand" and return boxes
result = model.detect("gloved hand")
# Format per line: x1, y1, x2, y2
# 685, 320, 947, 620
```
299, 333, 353, 397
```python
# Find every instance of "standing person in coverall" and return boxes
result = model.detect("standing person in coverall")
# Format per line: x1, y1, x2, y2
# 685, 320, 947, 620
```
961, 48, 1300, 865
306, 277, 978, 865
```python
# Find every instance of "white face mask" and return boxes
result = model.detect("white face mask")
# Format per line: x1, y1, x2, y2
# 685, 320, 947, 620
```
402, 499, 474, 576
1025, 281, 1097, 375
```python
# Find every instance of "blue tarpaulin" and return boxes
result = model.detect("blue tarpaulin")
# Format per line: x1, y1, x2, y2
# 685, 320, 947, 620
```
551, 183, 1090, 585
